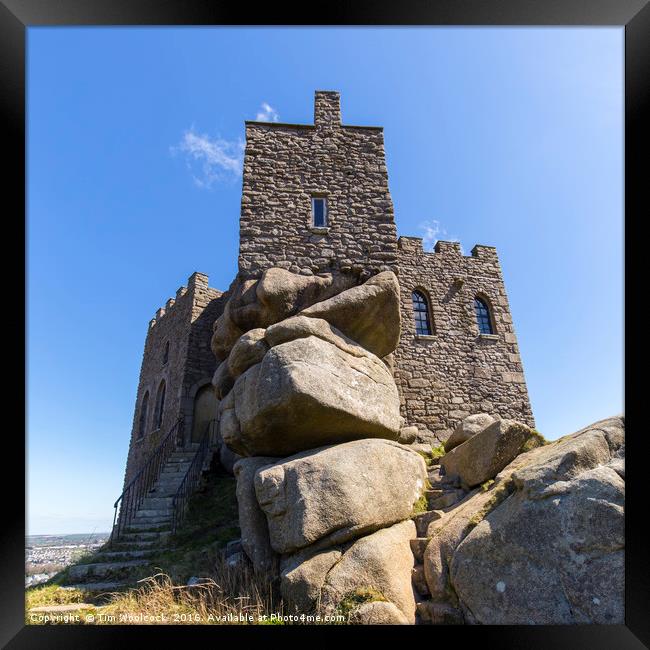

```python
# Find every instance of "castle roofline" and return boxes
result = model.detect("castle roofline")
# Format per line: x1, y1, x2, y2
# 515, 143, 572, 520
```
398, 236, 499, 259
244, 120, 383, 131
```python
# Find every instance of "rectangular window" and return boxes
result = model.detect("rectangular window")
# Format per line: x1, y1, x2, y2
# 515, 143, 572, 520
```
312, 197, 328, 227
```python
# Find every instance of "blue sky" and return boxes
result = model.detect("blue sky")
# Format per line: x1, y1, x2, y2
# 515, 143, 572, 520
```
27, 27, 623, 535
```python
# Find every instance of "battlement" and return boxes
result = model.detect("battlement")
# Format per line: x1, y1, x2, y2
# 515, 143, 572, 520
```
149, 272, 221, 329
397, 236, 499, 260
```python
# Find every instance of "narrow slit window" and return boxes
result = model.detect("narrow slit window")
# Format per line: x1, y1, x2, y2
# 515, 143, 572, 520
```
154, 380, 166, 430
412, 290, 432, 336
312, 197, 328, 227
137, 392, 149, 440
163, 341, 170, 365
474, 297, 494, 335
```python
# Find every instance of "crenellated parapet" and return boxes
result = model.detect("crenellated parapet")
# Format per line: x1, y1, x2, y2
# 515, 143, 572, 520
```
397, 236, 498, 261
149, 272, 223, 329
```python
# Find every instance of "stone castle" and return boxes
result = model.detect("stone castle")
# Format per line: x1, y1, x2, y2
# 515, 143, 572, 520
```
122, 90, 533, 487
87, 91, 623, 626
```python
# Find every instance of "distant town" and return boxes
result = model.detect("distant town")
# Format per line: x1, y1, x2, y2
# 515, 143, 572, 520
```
25, 533, 109, 587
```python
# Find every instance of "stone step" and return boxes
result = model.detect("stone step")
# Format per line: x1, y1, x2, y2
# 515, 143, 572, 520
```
413, 510, 444, 537
29, 603, 97, 613
68, 560, 150, 581
149, 485, 182, 496
429, 472, 460, 489
61, 582, 132, 593
117, 531, 169, 542
147, 490, 180, 500
88, 550, 156, 562
168, 455, 196, 462
411, 564, 430, 597
425, 488, 444, 500
123, 523, 171, 534
416, 601, 464, 625
108, 538, 158, 549
409, 538, 429, 563
140, 496, 174, 508
151, 472, 186, 484
133, 509, 173, 519
430, 490, 466, 510
164, 462, 192, 470
131, 511, 172, 521
159, 466, 188, 475
151, 478, 184, 488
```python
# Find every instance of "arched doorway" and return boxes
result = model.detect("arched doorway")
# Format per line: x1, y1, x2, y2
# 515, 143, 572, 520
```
191, 384, 219, 443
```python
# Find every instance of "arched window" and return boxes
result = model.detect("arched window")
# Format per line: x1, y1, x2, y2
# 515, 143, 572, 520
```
137, 392, 149, 440
474, 297, 494, 335
163, 341, 170, 365
154, 380, 166, 430
412, 290, 433, 336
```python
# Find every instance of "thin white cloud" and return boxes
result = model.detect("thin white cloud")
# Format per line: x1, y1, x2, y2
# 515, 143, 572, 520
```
172, 127, 245, 189
255, 102, 279, 122
419, 219, 464, 253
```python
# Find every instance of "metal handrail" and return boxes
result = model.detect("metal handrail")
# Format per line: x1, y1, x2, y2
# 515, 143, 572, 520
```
170, 419, 219, 535
110, 417, 184, 544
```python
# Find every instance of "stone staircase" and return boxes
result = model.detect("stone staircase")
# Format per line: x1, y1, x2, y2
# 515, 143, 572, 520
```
411, 458, 469, 625
61, 444, 200, 592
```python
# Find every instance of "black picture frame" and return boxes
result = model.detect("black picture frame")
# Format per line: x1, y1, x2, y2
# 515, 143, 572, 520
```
2, 1, 645, 647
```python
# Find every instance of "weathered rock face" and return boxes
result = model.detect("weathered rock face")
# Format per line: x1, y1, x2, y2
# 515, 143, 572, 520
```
221, 336, 401, 457
233, 457, 279, 574
348, 601, 409, 625
300, 271, 401, 358
211, 302, 245, 362
254, 439, 426, 554
226, 328, 268, 380
451, 464, 624, 624
265, 315, 379, 362
444, 413, 497, 452
280, 520, 417, 623
210, 269, 358, 362
254, 267, 357, 327
218, 441, 242, 476
423, 416, 625, 625
440, 419, 534, 489
212, 361, 234, 400
397, 426, 418, 444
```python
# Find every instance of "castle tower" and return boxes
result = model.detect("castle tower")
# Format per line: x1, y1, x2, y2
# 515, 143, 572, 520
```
122, 90, 534, 487
238, 91, 398, 279
121, 272, 226, 487
394, 239, 535, 442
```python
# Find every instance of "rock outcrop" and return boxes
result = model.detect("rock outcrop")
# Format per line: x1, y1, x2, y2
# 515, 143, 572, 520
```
233, 456, 279, 573
422, 416, 624, 624
222, 336, 400, 457
211, 269, 357, 360
209, 263, 624, 626
440, 419, 537, 489
254, 439, 426, 554
299, 271, 401, 358
280, 520, 418, 623
443, 413, 496, 452
209, 267, 427, 623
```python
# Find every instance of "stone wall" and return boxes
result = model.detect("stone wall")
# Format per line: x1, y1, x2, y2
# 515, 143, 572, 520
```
394, 237, 534, 444
121, 273, 225, 488
238, 91, 398, 280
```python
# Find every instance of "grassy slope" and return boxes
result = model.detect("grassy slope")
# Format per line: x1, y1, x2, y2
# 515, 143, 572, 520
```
26, 464, 242, 616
